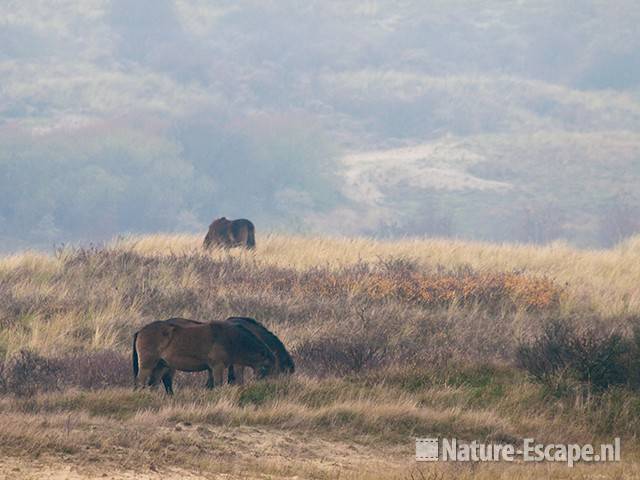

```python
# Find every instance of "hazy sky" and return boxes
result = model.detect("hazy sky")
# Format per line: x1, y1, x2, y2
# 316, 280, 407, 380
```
1, 1, 639, 249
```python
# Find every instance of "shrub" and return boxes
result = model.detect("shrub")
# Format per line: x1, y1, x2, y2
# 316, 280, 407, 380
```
0, 350, 63, 396
237, 382, 283, 406
294, 309, 391, 375
515, 319, 576, 381
295, 334, 389, 376
516, 319, 635, 391
570, 330, 629, 390
624, 320, 640, 389
0, 350, 135, 395
56, 350, 131, 390
0, 359, 4, 392
295, 263, 562, 312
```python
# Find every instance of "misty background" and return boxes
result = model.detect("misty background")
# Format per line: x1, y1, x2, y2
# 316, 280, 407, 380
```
1, 0, 639, 251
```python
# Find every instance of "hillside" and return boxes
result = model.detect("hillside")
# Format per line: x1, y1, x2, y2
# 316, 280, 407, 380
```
2, 1, 640, 250
0, 234, 639, 478
341, 132, 640, 245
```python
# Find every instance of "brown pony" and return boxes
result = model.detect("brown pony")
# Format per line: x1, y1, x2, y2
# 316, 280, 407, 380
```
203, 217, 255, 249
159, 317, 294, 385
132, 318, 275, 394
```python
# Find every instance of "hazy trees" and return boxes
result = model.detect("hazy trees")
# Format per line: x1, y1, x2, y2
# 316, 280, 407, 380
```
0, 114, 343, 251
597, 196, 640, 247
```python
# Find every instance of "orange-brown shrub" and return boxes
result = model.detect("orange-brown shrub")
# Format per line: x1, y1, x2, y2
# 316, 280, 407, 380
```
290, 265, 562, 312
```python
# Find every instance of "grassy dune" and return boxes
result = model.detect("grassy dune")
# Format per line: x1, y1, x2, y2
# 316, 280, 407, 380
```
0, 234, 639, 478
111, 233, 640, 316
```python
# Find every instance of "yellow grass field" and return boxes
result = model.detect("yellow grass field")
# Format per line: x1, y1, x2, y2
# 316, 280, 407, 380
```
120, 233, 640, 316
0, 234, 639, 479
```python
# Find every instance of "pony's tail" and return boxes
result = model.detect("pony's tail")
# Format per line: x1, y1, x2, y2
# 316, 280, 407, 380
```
132, 332, 139, 384
247, 224, 256, 249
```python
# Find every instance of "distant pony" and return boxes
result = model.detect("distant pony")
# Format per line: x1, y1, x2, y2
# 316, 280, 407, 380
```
203, 217, 255, 249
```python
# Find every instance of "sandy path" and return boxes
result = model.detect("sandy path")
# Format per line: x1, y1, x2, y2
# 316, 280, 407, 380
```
0, 457, 210, 480
0, 423, 413, 480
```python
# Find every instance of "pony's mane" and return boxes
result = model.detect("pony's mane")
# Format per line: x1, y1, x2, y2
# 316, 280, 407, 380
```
227, 322, 275, 363
165, 317, 202, 326
227, 317, 294, 370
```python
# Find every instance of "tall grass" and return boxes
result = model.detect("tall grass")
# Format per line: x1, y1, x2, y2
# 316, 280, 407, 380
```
105, 233, 640, 315
0, 234, 639, 476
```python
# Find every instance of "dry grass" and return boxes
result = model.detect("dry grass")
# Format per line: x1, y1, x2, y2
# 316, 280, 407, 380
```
0, 233, 639, 478
117, 233, 640, 315
0, 373, 638, 478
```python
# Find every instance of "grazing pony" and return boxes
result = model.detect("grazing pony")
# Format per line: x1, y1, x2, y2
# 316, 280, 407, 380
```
151, 316, 294, 385
203, 217, 255, 249
132, 319, 274, 394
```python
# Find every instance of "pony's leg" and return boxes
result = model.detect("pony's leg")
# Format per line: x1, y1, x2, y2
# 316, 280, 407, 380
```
205, 367, 214, 389
213, 364, 225, 387
137, 358, 160, 389
238, 228, 248, 247
227, 365, 236, 384
136, 367, 153, 389
148, 361, 168, 388
161, 369, 175, 395
235, 366, 245, 385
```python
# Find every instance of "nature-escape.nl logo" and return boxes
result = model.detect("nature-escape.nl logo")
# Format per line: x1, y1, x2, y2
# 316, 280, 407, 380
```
415, 438, 621, 467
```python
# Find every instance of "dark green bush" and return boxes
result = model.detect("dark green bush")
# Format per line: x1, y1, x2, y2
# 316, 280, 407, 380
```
516, 319, 638, 391
0, 350, 63, 396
